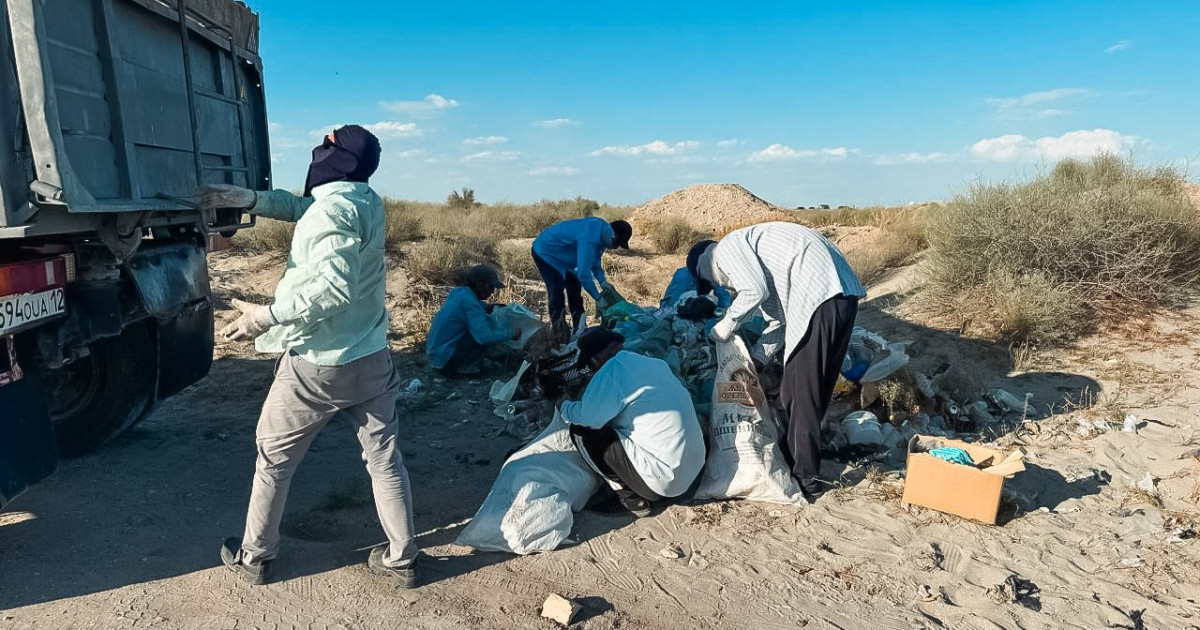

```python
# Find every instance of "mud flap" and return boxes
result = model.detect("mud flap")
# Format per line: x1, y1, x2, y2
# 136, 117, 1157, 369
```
0, 336, 58, 508
156, 299, 213, 399
125, 243, 214, 399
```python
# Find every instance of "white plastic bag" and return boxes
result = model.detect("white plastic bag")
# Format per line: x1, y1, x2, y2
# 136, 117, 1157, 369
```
491, 304, 544, 350
860, 342, 910, 383
693, 337, 807, 505
488, 360, 532, 404
456, 410, 601, 554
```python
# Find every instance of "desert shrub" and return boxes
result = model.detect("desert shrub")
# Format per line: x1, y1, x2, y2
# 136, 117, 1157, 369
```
231, 217, 294, 255
446, 187, 479, 209
841, 206, 930, 283
384, 204, 423, 249
643, 218, 709, 254
921, 154, 1200, 343
404, 236, 499, 286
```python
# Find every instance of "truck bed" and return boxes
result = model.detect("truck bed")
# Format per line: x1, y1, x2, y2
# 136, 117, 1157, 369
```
0, 0, 269, 234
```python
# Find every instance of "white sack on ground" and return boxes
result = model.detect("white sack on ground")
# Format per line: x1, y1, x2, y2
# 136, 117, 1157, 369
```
693, 336, 807, 505
456, 410, 601, 554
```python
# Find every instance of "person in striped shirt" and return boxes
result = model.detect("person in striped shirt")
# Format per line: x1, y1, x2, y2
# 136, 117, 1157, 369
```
686, 223, 865, 501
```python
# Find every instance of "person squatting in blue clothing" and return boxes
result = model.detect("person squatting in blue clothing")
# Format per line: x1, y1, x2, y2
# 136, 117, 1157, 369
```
531, 217, 633, 329
425, 265, 522, 377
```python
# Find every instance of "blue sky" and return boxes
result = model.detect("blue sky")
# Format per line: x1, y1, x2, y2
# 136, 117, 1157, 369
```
253, 1, 1199, 207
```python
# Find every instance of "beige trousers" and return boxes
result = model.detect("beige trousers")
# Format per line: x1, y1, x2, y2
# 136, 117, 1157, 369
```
240, 348, 418, 568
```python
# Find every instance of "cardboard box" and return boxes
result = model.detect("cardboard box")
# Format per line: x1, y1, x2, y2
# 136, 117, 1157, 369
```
901, 435, 1025, 524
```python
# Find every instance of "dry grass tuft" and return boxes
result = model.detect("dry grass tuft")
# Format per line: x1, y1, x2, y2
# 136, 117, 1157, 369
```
231, 217, 295, 255
642, 218, 710, 254
404, 237, 499, 286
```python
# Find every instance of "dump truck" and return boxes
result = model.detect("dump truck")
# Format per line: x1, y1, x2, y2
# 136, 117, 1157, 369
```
0, 0, 269, 507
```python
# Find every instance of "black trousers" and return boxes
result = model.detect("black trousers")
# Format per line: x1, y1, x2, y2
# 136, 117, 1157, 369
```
780, 295, 859, 487
569, 424, 663, 502
532, 249, 584, 326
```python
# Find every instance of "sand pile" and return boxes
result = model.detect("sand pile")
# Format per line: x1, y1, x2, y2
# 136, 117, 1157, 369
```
630, 183, 793, 234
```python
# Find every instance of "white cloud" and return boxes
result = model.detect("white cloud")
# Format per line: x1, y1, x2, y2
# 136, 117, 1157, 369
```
985, 88, 1093, 119
1105, 40, 1132, 54
378, 94, 460, 115
969, 128, 1137, 162
529, 166, 581, 176
308, 121, 421, 139
364, 121, 421, 138
589, 140, 699, 157
395, 149, 425, 159
716, 138, 740, 148
537, 118, 579, 128
462, 150, 522, 162
873, 152, 952, 165
463, 135, 508, 146
748, 143, 851, 163
268, 121, 283, 132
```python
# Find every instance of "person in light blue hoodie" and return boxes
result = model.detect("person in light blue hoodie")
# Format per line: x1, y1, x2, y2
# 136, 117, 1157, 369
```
425, 265, 521, 376
531, 217, 633, 329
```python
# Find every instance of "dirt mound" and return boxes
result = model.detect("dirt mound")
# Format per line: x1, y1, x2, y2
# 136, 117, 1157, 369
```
630, 183, 793, 234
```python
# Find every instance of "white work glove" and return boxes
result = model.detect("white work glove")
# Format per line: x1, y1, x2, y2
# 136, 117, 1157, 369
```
195, 184, 257, 210
220, 298, 278, 341
708, 317, 736, 343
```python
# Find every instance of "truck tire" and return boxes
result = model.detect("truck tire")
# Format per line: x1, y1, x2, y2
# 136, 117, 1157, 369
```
44, 321, 157, 457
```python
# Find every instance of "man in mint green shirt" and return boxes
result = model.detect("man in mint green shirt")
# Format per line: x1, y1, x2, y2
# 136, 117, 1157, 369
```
198, 125, 420, 588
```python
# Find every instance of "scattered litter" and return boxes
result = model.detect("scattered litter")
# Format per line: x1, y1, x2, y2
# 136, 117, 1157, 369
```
989, 574, 1041, 611
540, 593, 581, 626
987, 389, 1032, 416
658, 544, 685, 559
1130, 473, 1157, 493
842, 411, 884, 447
404, 378, 422, 394
1118, 556, 1144, 568
1167, 525, 1197, 543
928, 447, 974, 466
1121, 414, 1138, 434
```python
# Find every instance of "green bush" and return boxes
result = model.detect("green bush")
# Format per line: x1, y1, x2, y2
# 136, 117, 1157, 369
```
921, 154, 1200, 343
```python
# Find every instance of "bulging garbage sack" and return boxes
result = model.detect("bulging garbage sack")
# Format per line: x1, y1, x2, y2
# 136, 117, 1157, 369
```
456, 410, 601, 554
693, 336, 807, 506
491, 304, 544, 350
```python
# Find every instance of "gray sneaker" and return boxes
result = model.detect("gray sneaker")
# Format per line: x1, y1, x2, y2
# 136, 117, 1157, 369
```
220, 537, 271, 585
368, 546, 420, 589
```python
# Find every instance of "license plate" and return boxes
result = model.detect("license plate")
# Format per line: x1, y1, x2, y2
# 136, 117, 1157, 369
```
0, 288, 66, 335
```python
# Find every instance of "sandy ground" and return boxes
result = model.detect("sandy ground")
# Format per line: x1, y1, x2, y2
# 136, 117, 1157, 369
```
3, 239, 1200, 630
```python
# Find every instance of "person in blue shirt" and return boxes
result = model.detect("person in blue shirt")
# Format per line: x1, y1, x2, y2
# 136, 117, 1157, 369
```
531, 217, 632, 329
660, 266, 732, 310
425, 265, 521, 376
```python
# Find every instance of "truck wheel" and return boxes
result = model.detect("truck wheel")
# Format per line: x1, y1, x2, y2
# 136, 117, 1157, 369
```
44, 321, 157, 457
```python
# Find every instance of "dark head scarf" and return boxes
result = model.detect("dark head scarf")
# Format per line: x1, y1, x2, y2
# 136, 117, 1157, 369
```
685, 239, 718, 296
575, 326, 625, 368
303, 124, 382, 196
